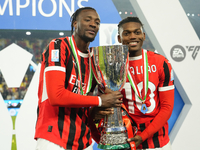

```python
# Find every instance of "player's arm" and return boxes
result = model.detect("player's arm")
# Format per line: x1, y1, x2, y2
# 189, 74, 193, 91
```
46, 70, 101, 107
46, 70, 122, 108
42, 39, 99, 107
138, 59, 174, 141
138, 89, 174, 141
127, 88, 174, 147
45, 39, 122, 108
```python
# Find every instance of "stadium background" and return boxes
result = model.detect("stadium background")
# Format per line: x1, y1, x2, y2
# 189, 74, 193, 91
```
0, 0, 199, 150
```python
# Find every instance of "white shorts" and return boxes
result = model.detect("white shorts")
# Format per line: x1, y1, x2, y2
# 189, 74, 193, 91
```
137, 141, 172, 150
35, 138, 93, 150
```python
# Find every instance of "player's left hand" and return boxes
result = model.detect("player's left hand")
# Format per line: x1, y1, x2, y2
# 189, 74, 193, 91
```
127, 135, 143, 148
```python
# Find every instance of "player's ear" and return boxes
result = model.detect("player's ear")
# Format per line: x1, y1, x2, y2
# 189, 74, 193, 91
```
118, 35, 122, 43
73, 21, 77, 29
143, 32, 146, 41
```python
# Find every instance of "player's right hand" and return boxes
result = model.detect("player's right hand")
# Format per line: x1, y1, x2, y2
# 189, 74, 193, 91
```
127, 135, 143, 148
100, 91, 123, 108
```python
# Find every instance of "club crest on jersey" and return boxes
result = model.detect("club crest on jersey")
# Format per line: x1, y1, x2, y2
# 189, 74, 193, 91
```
51, 49, 59, 62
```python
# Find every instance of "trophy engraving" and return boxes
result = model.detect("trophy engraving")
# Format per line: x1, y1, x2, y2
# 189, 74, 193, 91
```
90, 45, 131, 150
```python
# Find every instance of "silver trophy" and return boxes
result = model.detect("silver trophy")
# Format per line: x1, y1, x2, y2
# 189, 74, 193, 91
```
90, 45, 130, 149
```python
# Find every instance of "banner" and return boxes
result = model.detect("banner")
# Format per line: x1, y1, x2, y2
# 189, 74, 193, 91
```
0, 0, 121, 30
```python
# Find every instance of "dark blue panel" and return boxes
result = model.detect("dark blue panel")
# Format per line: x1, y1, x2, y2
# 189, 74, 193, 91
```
168, 86, 184, 133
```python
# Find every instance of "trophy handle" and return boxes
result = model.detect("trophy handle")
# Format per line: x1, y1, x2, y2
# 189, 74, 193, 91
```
90, 47, 106, 93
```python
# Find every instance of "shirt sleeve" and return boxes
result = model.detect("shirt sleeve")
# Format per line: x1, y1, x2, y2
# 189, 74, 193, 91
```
46, 71, 99, 107
43, 38, 99, 107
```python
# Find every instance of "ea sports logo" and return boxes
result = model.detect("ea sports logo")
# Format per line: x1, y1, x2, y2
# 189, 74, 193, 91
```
170, 45, 186, 62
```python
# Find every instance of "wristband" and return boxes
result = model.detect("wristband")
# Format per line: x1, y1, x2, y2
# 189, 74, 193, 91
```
98, 97, 102, 107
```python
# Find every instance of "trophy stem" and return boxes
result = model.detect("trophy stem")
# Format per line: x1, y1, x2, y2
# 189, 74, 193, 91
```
98, 107, 130, 150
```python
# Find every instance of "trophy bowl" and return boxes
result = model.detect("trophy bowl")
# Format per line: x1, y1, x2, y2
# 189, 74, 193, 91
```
90, 45, 130, 150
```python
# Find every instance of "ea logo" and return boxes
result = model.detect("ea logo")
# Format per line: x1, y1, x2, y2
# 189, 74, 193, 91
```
170, 45, 186, 62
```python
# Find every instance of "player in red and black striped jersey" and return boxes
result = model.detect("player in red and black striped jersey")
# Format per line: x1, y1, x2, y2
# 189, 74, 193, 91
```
34, 7, 123, 150
117, 17, 174, 150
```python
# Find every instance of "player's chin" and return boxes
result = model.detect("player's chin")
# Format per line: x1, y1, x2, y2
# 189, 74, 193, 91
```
129, 46, 138, 52
84, 35, 96, 42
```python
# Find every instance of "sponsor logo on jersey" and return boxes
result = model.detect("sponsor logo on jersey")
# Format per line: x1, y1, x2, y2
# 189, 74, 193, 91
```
69, 75, 86, 93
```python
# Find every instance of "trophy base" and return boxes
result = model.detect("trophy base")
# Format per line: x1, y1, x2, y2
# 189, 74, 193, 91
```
98, 143, 130, 150
98, 127, 130, 150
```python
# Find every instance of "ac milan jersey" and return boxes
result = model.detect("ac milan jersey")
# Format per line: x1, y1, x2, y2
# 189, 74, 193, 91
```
121, 49, 174, 149
34, 36, 100, 150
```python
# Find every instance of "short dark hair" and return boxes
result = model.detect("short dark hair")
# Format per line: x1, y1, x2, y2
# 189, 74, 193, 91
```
70, 7, 96, 35
118, 17, 143, 33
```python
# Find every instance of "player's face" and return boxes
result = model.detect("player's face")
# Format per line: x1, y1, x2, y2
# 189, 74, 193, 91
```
118, 22, 145, 57
74, 9, 100, 43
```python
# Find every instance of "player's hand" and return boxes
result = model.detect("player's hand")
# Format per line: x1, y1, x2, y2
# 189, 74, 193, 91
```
127, 135, 143, 148
104, 87, 113, 94
100, 91, 123, 108
90, 107, 114, 120
97, 87, 113, 95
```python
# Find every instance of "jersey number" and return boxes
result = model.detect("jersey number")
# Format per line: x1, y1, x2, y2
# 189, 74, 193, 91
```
123, 82, 156, 114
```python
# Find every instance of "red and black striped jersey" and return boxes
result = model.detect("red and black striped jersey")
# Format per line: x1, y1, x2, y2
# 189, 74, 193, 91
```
121, 50, 174, 149
34, 36, 99, 150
